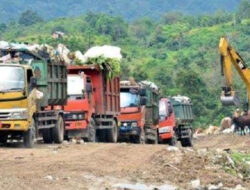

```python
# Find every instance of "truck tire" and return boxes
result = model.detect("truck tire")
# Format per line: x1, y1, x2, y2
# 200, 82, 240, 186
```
96, 130, 106, 142
180, 129, 193, 147
168, 131, 177, 146
87, 118, 96, 142
23, 119, 36, 148
145, 129, 158, 144
134, 128, 146, 144
0, 134, 8, 144
168, 136, 177, 146
42, 129, 53, 144
52, 115, 64, 144
106, 120, 118, 143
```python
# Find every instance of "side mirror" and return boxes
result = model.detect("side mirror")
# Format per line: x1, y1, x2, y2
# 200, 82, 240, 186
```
86, 82, 92, 93
139, 88, 146, 96
30, 77, 37, 89
140, 97, 147, 106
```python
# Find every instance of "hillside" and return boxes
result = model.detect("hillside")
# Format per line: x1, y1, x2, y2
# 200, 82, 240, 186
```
0, 3, 249, 127
0, 0, 241, 22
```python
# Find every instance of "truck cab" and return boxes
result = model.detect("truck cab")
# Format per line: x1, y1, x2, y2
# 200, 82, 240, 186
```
64, 71, 96, 142
158, 98, 177, 145
0, 64, 34, 134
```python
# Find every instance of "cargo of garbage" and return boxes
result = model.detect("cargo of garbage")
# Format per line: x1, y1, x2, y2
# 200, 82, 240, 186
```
73, 45, 122, 79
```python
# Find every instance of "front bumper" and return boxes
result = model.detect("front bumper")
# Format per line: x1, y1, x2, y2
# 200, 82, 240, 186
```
65, 120, 88, 130
119, 126, 140, 136
0, 120, 29, 131
158, 126, 174, 140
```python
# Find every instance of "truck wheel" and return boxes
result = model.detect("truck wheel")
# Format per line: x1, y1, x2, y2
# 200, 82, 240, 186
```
135, 128, 145, 144
52, 115, 64, 144
145, 129, 158, 144
0, 134, 8, 144
180, 129, 193, 147
42, 129, 53, 143
23, 119, 36, 148
87, 118, 96, 142
106, 120, 118, 143
168, 136, 177, 146
168, 132, 177, 146
96, 130, 106, 142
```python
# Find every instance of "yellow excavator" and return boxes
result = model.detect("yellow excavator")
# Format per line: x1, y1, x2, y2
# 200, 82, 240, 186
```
219, 37, 250, 110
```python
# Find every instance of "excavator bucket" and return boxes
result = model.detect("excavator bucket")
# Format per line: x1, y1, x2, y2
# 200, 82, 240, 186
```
220, 90, 240, 106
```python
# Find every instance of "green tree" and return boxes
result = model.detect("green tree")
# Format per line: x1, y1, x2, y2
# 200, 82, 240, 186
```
18, 10, 43, 26
236, 0, 250, 23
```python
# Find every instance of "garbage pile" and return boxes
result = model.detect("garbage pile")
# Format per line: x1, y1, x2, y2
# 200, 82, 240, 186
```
172, 95, 191, 104
0, 41, 122, 79
139, 81, 159, 91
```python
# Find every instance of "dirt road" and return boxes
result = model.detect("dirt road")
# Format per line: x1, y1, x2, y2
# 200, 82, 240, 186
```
0, 134, 249, 190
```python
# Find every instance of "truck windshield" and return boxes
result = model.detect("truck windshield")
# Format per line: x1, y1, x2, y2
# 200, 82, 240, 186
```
159, 101, 167, 118
120, 92, 140, 108
0, 66, 25, 92
67, 75, 84, 96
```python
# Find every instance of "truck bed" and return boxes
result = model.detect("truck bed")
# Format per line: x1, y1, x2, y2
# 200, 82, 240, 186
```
68, 65, 120, 116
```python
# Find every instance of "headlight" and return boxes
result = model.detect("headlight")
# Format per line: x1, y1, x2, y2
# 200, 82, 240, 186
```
123, 122, 128, 126
159, 126, 171, 134
72, 114, 78, 120
78, 114, 85, 120
131, 122, 138, 127
11, 110, 28, 119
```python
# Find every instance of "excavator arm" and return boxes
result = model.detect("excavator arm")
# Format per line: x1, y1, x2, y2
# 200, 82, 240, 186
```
219, 37, 250, 109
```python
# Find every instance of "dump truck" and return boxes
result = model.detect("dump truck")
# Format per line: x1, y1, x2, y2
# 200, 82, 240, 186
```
158, 98, 177, 145
169, 96, 194, 147
118, 80, 159, 144
64, 65, 120, 142
0, 44, 67, 147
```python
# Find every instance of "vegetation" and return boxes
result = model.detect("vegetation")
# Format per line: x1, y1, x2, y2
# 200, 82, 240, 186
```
231, 152, 250, 178
0, 0, 242, 23
18, 10, 43, 26
0, 1, 249, 127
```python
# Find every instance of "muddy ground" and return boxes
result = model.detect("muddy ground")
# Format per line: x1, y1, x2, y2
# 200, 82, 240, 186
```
0, 134, 249, 190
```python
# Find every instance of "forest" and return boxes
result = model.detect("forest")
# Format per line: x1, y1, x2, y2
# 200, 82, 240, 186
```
0, 0, 241, 22
0, 0, 249, 127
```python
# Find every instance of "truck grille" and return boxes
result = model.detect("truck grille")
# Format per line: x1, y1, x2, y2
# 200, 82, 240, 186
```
64, 112, 85, 121
0, 112, 11, 120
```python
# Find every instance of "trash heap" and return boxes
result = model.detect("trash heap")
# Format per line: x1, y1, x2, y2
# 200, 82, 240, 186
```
172, 95, 191, 103
0, 41, 122, 79
139, 81, 159, 91
74, 45, 122, 79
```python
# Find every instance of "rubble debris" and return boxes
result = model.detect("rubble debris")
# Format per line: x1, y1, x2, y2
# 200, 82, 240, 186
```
190, 179, 201, 189
166, 146, 180, 152
220, 117, 232, 131
44, 175, 53, 181
207, 182, 223, 190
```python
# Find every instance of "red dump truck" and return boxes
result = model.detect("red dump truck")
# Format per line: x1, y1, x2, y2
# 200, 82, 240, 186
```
118, 80, 159, 144
158, 98, 177, 145
158, 96, 194, 147
64, 65, 120, 142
